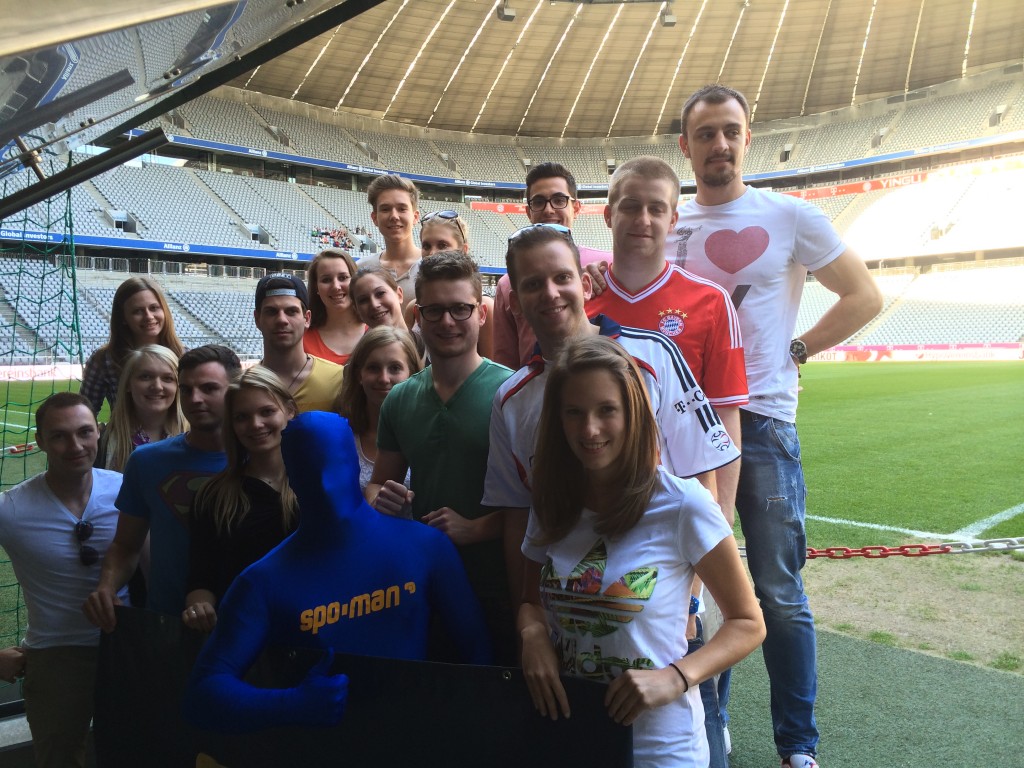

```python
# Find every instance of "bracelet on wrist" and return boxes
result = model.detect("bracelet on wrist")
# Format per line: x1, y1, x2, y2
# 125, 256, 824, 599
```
668, 662, 689, 692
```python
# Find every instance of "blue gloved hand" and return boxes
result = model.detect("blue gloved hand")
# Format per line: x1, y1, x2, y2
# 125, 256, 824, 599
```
290, 648, 349, 726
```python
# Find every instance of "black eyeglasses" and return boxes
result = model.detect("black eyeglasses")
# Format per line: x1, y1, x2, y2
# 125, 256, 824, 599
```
416, 302, 479, 322
75, 520, 99, 566
508, 222, 574, 243
526, 193, 575, 211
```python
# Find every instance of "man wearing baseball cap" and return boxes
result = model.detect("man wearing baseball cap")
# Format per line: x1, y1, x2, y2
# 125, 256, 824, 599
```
254, 273, 344, 412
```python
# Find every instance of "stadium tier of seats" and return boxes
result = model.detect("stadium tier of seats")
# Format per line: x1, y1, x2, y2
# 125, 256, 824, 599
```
856, 265, 1024, 345
1, 257, 1020, 366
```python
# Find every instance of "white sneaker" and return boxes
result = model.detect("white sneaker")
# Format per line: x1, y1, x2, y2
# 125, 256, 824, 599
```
722, 725, 732, 755
782, 754, 819, 768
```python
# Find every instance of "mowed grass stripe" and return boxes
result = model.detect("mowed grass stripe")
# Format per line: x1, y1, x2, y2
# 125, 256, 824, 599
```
798, 362, 1024, 544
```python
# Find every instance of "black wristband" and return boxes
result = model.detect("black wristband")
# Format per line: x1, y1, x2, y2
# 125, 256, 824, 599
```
668, 662, 690, 692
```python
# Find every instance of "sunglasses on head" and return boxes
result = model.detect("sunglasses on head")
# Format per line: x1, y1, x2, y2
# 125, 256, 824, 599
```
421, 210, 460, 223
75, 519, 99, 566
508, 222, 574, 243
421, 209, 468, 240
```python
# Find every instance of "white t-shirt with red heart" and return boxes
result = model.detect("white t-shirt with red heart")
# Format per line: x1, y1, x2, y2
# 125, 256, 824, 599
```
668, 185, 844, 422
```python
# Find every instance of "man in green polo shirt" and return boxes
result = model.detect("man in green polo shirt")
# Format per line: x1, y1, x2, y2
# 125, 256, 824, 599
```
368, 250, 514, 664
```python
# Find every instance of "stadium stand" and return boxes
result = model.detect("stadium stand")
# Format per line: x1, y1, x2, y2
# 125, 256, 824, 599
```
346, 128, 451, 178
520, 144, 610, 184
434, 139, 525, 181
173, 289, 263, 358
249, 104, 369, 164
174, 94, 287, 152
90, 163, 254, 247
857, 264, 1024, 345
194, 169, 337, 253
6, 70, 1024, 353
874, 80, 1019, 154
787, 111, 900, 169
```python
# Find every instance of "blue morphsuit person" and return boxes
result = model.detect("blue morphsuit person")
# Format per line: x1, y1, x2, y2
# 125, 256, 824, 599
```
183, 411, 493, 731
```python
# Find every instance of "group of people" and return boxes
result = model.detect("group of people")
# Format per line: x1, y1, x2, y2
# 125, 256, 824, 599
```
309, 226, 356, 251
0, 84, 881, 768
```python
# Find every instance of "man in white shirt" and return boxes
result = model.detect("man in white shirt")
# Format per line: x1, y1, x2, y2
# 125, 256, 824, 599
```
492, 162, 611, 369
0, 392, 125, 768
484, 223, 738, 612
669, 84, 882, 768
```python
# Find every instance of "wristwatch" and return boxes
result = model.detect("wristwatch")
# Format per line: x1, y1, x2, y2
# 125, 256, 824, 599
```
790, 338, 808, 365
689, 595, 700, 615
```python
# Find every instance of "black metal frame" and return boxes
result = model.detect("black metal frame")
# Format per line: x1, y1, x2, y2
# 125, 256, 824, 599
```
0, 0, 387, 218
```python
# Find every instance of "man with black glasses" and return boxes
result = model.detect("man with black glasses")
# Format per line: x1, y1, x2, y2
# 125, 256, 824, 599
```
492, 162, 610, 369
0, 392, 124, 768
368, 250, 514, 663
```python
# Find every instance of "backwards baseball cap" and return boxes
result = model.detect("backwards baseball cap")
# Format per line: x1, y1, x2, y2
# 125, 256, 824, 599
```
255, 273, 308, 311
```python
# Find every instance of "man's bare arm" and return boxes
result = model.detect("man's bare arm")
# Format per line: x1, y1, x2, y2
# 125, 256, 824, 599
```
714, 405, 741, 527
365, 449, 411, 515
803, 248, 883, 355
83, 513, 149, 632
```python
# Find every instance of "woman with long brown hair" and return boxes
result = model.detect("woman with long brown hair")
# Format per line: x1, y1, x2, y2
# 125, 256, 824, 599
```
518, 335, 764, 768
334, 326, 422, 490
303, 248, 365, 365
81, 277, 184, 413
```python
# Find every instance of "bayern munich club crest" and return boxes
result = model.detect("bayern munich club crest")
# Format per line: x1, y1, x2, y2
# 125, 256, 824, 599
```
658, 309, 687, 337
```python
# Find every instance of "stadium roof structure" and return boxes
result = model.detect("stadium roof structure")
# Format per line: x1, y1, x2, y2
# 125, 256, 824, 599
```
5, 0, 1024, 146
228, 0, 1024, 138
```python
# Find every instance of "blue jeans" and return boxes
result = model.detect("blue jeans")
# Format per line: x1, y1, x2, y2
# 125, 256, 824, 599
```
688, 616, 728, 768
718, 666, 732, 726
736, 410, 818, 758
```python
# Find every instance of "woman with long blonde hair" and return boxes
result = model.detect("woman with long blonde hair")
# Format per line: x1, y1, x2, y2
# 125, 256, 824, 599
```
183, 366, 299, 631
81, 277, 184, 413
96, 345, 186, 472
519, 336, 765, 768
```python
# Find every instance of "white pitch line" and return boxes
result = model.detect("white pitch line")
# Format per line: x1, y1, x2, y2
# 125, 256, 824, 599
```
805, 514, 948, 540
951, 504, 1024, 540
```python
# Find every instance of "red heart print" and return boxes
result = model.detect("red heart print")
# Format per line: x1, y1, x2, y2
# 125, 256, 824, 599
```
705, 227, 769, 274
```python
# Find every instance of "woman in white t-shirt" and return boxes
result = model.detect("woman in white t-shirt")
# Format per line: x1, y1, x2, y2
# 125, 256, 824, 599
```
519, 335, 764, 768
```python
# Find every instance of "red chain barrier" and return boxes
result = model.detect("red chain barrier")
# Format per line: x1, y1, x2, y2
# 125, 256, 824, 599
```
737, 537, 1024, 559
806, 543, 952, 560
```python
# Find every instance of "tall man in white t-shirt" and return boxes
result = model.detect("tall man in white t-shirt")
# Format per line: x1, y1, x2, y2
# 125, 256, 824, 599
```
670, 85, 882, 768
0, 392, 125, 768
